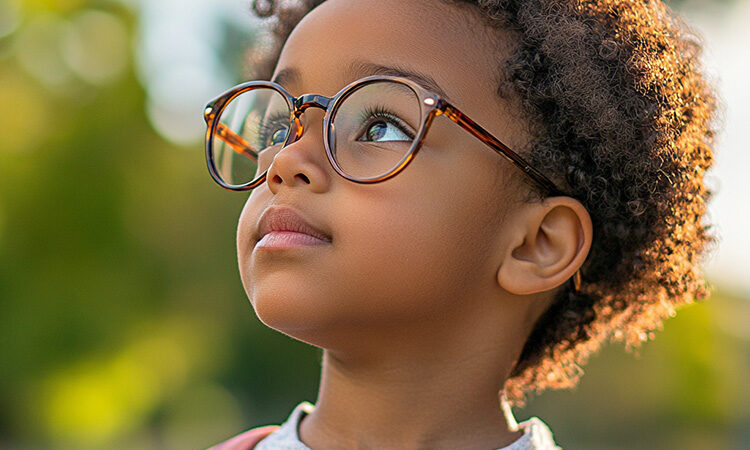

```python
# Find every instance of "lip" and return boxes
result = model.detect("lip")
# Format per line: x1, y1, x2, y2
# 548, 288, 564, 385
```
255, 205, 332, 249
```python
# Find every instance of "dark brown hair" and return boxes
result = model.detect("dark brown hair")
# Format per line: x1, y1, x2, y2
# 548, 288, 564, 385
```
246, 0, 718, 407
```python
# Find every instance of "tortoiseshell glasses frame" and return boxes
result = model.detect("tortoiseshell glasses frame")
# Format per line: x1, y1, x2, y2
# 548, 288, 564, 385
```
203, 74, 568, 197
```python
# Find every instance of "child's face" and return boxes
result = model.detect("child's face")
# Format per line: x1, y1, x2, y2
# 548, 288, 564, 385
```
237, 0, 533, 350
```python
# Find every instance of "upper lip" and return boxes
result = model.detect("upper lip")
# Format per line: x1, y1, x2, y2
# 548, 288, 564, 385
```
257, 206, 332, 242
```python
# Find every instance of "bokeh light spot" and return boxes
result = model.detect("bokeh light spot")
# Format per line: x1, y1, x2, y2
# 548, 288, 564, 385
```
40, 356, 158, 445
33, 315, 222, 446
146, 65, 218, 145
15, 14, 73, 87
62, 10, 129, 85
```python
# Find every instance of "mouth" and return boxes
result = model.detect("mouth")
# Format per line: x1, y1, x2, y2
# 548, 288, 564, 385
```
255, 205, 332, 250
256, 230, 331, 249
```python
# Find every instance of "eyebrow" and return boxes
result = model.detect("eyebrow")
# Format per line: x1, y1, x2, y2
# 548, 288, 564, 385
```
271, 67, 301, 91
271, 61, 454, 103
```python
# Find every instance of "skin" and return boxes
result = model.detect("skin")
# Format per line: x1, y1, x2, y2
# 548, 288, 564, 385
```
235, 0, 593, 448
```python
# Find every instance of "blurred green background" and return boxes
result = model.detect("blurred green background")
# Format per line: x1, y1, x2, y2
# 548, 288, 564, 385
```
0, 0, 748, 448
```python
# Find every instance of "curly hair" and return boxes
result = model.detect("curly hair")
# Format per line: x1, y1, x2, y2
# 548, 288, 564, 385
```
246, 0, 718, 407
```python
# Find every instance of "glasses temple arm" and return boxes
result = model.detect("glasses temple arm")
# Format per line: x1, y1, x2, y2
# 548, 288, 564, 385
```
214, 122, 259, 163
440, 103, 565, 197
440, 103, 582, 289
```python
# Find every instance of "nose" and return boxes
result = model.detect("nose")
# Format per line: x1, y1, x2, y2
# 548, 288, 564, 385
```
265, 99, 331, 195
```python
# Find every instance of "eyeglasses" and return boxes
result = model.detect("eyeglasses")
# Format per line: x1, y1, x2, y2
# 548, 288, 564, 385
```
204, 75, 581, 290
203, 75, 567, 197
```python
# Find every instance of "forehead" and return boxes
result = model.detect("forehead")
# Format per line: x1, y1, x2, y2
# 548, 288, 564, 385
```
274, 0, 506, 109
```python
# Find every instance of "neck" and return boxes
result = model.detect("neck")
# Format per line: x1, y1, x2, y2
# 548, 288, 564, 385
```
298, 301, 531, 450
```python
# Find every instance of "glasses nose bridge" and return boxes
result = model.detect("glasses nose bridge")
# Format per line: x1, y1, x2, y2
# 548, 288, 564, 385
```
293, 94, 331, 115
288, 93, 332, 144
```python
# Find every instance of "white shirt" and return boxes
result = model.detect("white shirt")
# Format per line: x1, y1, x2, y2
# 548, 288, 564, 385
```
255, 402, 561, 449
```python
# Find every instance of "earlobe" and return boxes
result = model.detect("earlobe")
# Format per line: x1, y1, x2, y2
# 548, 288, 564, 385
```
497, 198, 592, 295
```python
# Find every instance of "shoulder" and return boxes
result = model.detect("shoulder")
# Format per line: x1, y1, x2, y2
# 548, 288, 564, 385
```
207, 425, 280, 450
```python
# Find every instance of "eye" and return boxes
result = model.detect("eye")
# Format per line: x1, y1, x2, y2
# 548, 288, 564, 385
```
257, 112, 290, 148
356, 106, 414, 143
268, 128, 288, 146
360, 120, 410, 142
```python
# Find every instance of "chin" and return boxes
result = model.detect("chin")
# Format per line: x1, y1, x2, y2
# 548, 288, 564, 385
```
248, 281, 332, 342
251, 290, 306, 332
252, 290, 380, 354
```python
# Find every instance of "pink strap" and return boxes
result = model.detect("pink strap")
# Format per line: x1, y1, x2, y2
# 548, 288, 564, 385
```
208, 425, 280, 450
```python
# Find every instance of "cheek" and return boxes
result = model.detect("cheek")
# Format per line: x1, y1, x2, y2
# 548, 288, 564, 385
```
318, 182, 501, 328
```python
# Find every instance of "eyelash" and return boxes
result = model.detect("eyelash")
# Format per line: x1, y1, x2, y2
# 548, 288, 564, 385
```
256, 112, 291, 146
357, 105, 415, 140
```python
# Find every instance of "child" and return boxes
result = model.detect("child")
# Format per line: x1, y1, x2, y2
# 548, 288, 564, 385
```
206, 0, 717, 448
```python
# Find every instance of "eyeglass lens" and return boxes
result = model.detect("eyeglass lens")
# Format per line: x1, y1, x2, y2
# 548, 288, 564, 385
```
210, 80, 423, 188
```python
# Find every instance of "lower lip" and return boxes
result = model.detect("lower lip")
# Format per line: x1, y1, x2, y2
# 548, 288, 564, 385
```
256, 231, 331, 249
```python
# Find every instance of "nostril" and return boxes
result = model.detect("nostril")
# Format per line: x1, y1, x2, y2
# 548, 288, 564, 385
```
272, 173, 310, 185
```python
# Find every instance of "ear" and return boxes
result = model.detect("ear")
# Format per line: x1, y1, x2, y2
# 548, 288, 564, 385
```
497, 197, 593, 295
